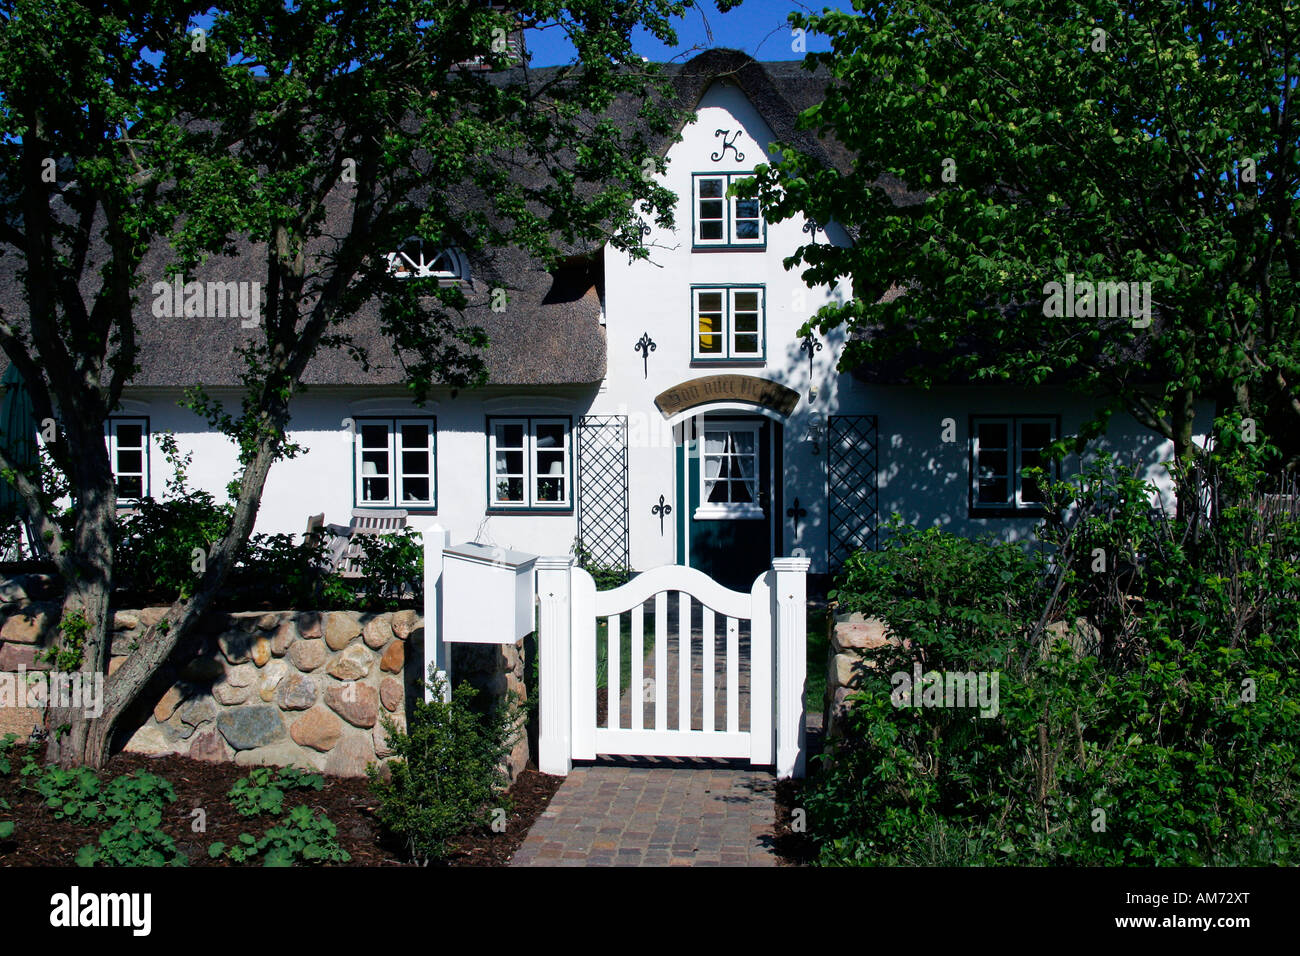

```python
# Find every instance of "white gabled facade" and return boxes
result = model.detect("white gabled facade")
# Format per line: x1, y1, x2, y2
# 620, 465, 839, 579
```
110, 73, 1208, 584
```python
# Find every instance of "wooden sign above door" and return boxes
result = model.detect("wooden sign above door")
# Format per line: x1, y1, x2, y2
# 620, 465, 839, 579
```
654, 374, 801, 420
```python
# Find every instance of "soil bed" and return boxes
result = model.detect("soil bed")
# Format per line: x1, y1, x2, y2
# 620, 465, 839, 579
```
0, 746, 562, 867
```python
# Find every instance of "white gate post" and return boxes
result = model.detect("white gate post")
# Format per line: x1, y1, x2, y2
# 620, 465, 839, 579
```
773, 556, 810, 779
422, 524, 452, 703
537, 555, 575, 776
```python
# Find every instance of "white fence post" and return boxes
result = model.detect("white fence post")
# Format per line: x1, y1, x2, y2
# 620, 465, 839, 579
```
773, 556, 810, 779
422, 524, 452, 703
537, 554, 575, 776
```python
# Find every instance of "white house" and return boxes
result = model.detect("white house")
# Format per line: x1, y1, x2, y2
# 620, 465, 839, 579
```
50, 51, 1204, 588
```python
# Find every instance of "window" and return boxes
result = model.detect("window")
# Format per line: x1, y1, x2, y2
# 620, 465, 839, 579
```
692, 285, 765, 361
692, 173, 765, 247
385, 242, 469, 282
970, 416, 1058, 513
107, 418, 149, 503
698, 423, 763, 519
488, 417, 571, 510
354, 418, 437, 508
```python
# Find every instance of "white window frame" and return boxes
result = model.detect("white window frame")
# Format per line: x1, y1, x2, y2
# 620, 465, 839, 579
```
489, 416, 572, 510
692, 173, 765, 247
385, 241, 469, 283
970, 416, 1057, 512
696, 420, 764, 520
354, 417, 437, 509
106, 417, 149, 504
692, 286, 766, 361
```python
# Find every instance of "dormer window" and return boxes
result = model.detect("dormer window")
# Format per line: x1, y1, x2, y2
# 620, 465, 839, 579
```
385, 242, 470, 283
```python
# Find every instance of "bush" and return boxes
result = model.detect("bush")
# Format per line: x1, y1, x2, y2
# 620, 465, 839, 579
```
354, 527, 423, 610
810, 446, 1300, 866
367, 671, 522, 864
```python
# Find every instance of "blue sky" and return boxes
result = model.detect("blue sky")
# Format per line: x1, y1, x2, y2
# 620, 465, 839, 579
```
524, 0, 860, 66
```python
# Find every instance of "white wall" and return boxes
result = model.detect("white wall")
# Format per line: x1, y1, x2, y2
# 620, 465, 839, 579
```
123, 386, 593, 559
116, 80, 1213, 578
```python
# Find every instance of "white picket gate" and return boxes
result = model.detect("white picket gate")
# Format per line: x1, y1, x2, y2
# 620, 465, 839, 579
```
537, 556, 809, 779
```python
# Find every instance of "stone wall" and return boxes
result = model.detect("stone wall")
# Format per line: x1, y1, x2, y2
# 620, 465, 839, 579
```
0, 574, 531, 779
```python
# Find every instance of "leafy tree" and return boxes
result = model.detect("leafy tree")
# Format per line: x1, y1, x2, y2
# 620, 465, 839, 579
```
0, 0, 730, 766
743, 0, 1300, 469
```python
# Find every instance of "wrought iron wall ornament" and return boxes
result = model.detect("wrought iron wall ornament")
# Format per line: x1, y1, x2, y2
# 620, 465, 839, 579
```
800, 331, 823, 384
786, 497, 808, 539
627, 218, 653, 264
802, 220, 824, 242
652, 494, 672, 535
712, 129, 744, 163
634, 332, 657, 379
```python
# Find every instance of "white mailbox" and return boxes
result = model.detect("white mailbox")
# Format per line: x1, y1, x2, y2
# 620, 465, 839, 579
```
441, 543, 538, 644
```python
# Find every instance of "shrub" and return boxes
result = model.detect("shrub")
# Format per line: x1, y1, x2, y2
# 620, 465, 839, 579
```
354, 527, 423, 610
114, 490, 233, 599
75, 773, 185, 867
366, 671, 522, 865
810, 446, 1300, 866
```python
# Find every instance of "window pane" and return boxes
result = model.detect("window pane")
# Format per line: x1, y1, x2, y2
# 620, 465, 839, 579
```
536, 477, 565, 502
733, 291, 758, 312
704, 433, 727, 455
699, 178, 723, 198
731, 479, 754, 503
116, 475, 143, 499
731, 431, 755, 455
977, 477, 1008, 504
363, 477, 389, 502
116, 450, 142, 475
979, 450, 1007, 477
361, 424, 388, 449
496, 450, 524, 475
536, 423, 565, 449
401, 477, 430, 503
495, 422, 524, 448
536, 450, 565, 476
699, 199, 724, 220
977, 422, 1008, 449
116, 424, 143, 448
1020, 422, 1053, 449
362, 450, 389, 476
400, 423, 429, 448
496, 477, 524, 502
700, 221, 724, 241
733, 334, 759, 354
401, 451, 428, 475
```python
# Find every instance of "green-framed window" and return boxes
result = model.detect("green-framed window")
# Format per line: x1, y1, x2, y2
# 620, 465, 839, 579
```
355, 418, 437, 509
692, 173, 765, 248
969, 416, 1058, 514
692, 285, 765, 361
488, 416, 572, 510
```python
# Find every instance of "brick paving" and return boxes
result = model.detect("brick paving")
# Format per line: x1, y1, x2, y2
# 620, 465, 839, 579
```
510, 759, 780, 867
512, 600, 782, 867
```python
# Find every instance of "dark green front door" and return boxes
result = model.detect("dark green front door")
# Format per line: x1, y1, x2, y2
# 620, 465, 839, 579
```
679, 416, 775, 590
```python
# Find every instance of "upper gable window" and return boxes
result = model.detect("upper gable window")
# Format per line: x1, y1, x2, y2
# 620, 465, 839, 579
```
385, 242, 470, 282
693, 173, 765, 248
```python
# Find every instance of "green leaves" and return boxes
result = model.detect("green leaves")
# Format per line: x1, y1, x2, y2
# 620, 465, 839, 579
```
366, 671, 523, 864
227, 766, 325, 818
749, 0, 1300, 462
211, 805, 349, 867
